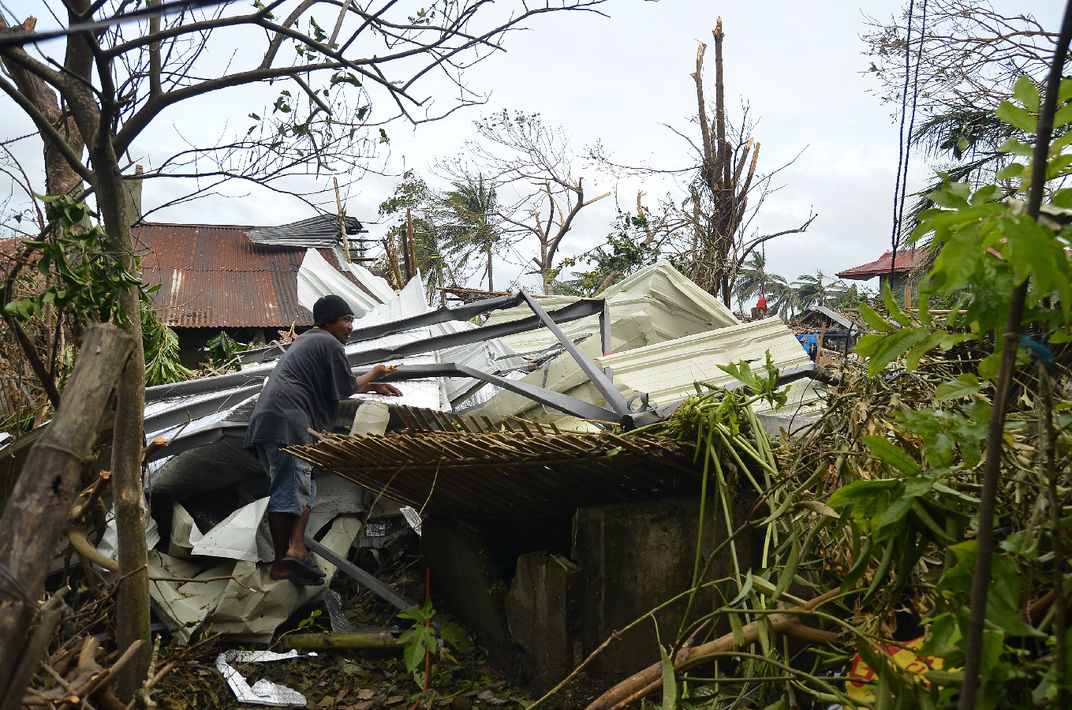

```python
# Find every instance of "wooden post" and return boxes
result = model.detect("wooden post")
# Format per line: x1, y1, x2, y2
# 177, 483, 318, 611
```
334, 178, 351, 263
385, 238, 404, 290
405, 207, 417, 280
0, 324, 133, 693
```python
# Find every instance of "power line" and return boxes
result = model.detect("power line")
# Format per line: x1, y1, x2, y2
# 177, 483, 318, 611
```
889, 0, 929, 276
0, 0, 234, 51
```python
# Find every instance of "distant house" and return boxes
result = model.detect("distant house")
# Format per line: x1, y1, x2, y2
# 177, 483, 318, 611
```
836, 248, 928, 294
797, 305, 862, 352
135, 216, 374, 365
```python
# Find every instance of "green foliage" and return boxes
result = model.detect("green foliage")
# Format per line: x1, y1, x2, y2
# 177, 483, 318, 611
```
205, 331, 250, 372
297, 608, 325, 632
557, 210, 660, 295
142, 305, 194, 386
716, 351, 788, 410
4, 195, 143, 326
397, 601, 472, 689
823, 76, 1072, 706
398, 601, 437, 674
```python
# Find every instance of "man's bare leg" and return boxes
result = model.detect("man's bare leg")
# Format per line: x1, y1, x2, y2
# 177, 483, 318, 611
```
287, 506, 312, 560
268, 511, 296, 577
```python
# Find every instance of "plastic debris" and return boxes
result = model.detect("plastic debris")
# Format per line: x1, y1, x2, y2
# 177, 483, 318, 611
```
215, 649, 314, 706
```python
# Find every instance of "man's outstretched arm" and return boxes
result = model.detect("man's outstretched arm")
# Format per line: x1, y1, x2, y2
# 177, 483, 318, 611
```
356, 363, 403, 397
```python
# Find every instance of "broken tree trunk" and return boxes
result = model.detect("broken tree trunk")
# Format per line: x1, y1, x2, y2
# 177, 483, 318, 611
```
0, 323, 133, 693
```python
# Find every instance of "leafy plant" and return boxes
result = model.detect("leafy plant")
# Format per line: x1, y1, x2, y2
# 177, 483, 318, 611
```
205, 331, 250, 372
297, 608, 325, 632
3, 195, 145, 325
397, 601, 471, 690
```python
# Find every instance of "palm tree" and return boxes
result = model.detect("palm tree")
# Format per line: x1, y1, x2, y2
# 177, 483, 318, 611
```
765, 278, 799, 318
443, 174, 501, 290
792, 270, 849, 311
733, 251, 792, 315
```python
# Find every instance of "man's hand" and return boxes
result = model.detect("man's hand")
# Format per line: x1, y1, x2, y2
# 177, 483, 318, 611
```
367, 363, 395, 379
356, 363, 402, 396
369, 382, 403, 397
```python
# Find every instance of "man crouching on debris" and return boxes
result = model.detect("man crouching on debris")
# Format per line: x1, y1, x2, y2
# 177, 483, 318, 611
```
245, 294, 402, 586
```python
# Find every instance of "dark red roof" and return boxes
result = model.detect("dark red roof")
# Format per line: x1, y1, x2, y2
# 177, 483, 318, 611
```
836, 248, 928, 280
135, 222, 362, 329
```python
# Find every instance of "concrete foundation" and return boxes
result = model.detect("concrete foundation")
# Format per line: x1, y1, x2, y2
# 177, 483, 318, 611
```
423, 493, 756, 691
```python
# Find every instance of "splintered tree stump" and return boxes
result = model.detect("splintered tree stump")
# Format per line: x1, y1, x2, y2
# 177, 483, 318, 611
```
0, 324, 133, 693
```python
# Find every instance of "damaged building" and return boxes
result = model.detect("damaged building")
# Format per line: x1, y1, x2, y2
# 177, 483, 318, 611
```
0, 226, 835, 697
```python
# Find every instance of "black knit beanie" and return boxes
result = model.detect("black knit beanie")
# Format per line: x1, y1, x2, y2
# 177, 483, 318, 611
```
312, 294, 354, 326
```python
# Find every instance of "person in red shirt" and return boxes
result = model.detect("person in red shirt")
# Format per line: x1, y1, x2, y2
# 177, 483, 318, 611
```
756, 295, 769, 317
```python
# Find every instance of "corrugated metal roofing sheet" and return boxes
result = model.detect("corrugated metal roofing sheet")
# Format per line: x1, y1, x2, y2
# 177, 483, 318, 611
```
473, 316, 819, 431
135, 222, 360, 328
480, 261, 738, 357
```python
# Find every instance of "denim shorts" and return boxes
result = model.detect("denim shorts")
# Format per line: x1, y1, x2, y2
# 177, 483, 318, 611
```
256, 444, 316, 516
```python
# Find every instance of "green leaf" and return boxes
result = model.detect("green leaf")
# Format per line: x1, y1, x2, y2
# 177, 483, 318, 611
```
439, 621, 471, 652
935, 374, 983, 401
1054, 103, 1072, 129
996, 162, 1026, 180
1047, 152, 1072, 179
402, 633, 427, 672
996, 100, 1037, 132
659, 645, 677, 710
1012, 75, 1040, 112
877, 495, 914, 529
861, 328, 931, 375
858, 302, 895, 333
997, 138, 1033, 157
862, 435, 922, 475
882, 282, 910, 326
827, 479, 899, 509
977, 352, 1002, 379
1052, 187, 1072, 208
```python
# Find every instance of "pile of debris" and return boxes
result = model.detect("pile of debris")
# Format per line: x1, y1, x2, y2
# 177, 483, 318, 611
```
0, 252, 835, 704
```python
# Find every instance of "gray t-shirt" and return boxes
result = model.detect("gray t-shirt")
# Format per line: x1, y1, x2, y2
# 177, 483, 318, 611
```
245, 328, 357, 447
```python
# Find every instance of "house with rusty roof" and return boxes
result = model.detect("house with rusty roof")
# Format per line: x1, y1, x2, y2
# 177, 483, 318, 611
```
135, 215, 375, 365
836, 247, 928, 294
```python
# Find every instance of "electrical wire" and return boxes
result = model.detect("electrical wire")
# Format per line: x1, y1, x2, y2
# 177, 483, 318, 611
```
889, 0, 929, 277
0, 0, 234, 51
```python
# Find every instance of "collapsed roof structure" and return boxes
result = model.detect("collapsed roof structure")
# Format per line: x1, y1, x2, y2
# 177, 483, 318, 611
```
0, 246, 832, 644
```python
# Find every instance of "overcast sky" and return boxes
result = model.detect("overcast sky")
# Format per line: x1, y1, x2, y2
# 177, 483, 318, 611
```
3, 0, 1066, 293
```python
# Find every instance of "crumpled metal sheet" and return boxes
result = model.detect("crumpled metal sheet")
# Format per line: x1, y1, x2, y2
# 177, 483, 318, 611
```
215, 648, 311, 706
474, 317, 820, 431
148, 515, 361, 643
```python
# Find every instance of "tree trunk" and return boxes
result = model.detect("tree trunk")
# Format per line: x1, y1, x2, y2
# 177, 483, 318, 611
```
0, 324, 133, 692
486, 243, 494, 292
93, 156, 151, 701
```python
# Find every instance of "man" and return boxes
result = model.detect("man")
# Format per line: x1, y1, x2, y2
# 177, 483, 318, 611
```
756, 295, 769, 317
245, 294, 402, 585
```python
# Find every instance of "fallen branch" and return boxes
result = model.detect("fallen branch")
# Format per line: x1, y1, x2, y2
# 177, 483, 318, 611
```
285, 631, 401, 650
585, 589, 840, 710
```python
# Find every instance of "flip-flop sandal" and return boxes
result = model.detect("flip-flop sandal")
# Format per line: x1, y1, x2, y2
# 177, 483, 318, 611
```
269, 566, 323, 587
282, 555, 326, 580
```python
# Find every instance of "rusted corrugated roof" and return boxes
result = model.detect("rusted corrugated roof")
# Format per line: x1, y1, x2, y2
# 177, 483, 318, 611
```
836, 248, 928, 280
135, 222, 363, 329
